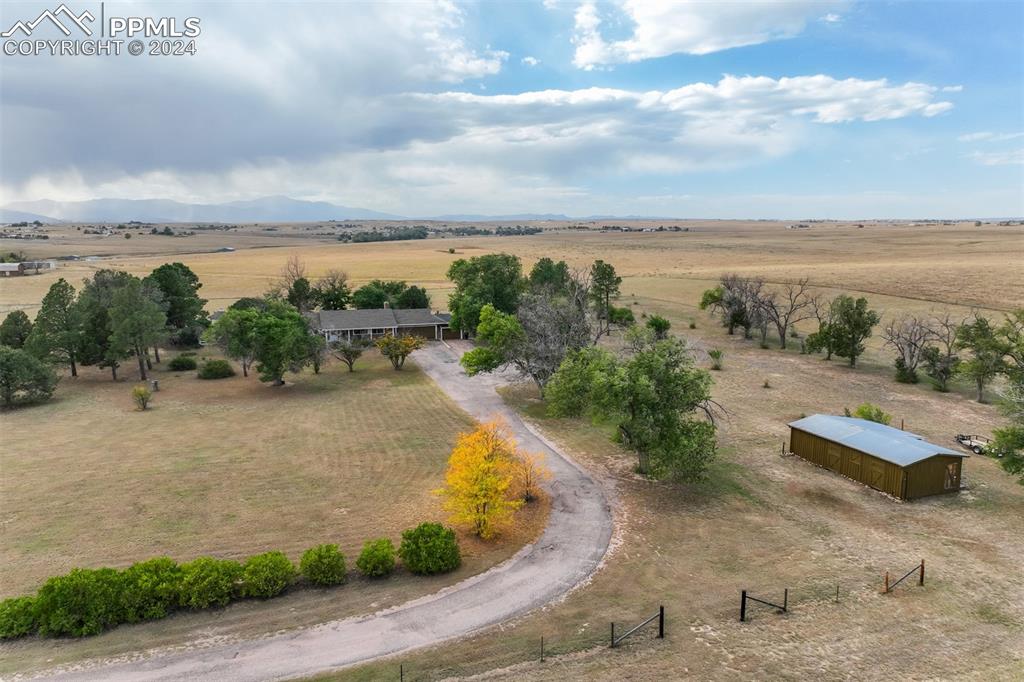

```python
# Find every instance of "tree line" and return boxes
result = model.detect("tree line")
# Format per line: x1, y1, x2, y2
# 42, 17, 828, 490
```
447, 253, 717, 481
698, 273, 1023, 483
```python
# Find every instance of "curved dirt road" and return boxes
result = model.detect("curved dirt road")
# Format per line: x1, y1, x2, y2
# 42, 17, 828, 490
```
28, 343, 612, 682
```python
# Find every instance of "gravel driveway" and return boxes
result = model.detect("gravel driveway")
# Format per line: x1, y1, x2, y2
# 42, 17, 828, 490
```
29, 342, 612, 682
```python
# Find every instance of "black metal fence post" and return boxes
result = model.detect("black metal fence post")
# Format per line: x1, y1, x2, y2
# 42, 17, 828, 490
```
919, 559, 925, 586
610, 622, 615, 648
540, 636, 544, 662
400, 663, 404, 681
783, 588, 788, 612
740, 590, 747, 622
658, 605, 665, 638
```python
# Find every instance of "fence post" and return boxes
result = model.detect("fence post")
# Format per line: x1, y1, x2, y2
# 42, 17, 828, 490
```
659, 605, 665, 638
884, 571, 890, 594
540, 636, 544, 662
835, 583, 840, 603
400, 663, 403, 682
610, 622, 615, 648
783, 588, 788, 613
919, 559, 925, 586
740, 590, 747, 622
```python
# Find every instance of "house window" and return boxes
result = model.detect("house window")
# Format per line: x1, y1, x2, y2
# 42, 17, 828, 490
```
944, 463, 959, 490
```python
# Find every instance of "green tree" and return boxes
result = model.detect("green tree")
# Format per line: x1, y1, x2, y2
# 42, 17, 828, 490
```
447, 254, 524, 333
992, 377, 1024, 484
109, 278, 167, 381
204, 307, 260, 377
144, 262, 208, 346
956, 315, 1008, 402
286, 277, 316, 313
544, 346, 616, 418
548, 336, 716, 480
395, 285, 429, 309
528, 257, 569, 292
77, 270, 136, 380
0, 346, 58, 407
851, 402, 892, 424
314, 270, 352, 310
252, 301, 313, 385
645, 314, 671, 340
817, 295, 879, 367
0, 310, 33, 348
26, 279, 83, 377
590, 260, 622, 339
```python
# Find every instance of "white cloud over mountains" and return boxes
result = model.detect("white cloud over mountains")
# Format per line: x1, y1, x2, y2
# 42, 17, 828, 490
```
572, 0, 844, 68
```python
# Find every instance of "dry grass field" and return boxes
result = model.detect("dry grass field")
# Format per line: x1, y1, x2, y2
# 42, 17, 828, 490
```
0, 353, 548, 675
3, 222, 1021, 319
332, 310, 1024, 681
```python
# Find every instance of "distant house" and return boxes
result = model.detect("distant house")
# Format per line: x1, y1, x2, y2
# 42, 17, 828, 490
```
0, 261, 54, 277
309, 308, 462, 342
788, 415, 968, 500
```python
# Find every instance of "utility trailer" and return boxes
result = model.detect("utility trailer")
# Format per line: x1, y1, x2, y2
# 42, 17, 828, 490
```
956, 434, 995, 456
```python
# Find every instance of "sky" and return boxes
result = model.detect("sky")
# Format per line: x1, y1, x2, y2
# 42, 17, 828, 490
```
0, 0, 1022, 218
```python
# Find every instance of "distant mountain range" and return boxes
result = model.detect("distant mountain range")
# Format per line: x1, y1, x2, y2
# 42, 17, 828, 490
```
1, 196, 402, 224
0, 197, 682, 224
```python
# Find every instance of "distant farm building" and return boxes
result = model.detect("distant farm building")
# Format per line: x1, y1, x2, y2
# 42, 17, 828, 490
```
310, 308, 462, 342
0, 261, 54, 277
788, 415, 968, 500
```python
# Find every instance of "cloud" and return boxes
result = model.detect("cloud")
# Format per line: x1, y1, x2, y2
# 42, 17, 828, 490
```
821, 13, 843, 24
1, 71, 958, 213
572, 0, 844, 68
521, 56, 541, 66
968, 149, 1024, 166
958, 131, 1024, 142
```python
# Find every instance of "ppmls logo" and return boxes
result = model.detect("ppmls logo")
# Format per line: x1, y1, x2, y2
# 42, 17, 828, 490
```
2, 3, 201, 57
1, 4, 95, 37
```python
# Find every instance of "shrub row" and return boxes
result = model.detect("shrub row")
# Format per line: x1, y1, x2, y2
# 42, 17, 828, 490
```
0, 523, 460, 640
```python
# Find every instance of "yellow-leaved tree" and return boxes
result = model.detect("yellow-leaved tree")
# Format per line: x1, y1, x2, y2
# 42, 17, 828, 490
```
437, 419, 525, 539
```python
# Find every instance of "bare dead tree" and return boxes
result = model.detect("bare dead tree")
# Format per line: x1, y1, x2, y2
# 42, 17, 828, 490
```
507, 288, 593, 394
764, 278, 814, 349
267, 255, 308, 299
922, 311, 967, 391
882, 314, 934, 382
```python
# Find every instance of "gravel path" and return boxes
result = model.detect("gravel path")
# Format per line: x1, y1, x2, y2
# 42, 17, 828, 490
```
27, 343, 612, 682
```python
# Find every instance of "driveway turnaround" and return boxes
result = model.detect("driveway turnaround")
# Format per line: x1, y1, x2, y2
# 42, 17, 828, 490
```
31, 343, 612, 682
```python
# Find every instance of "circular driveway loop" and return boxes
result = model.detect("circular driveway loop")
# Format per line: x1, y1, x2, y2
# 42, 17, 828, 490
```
30, 343, 612, 681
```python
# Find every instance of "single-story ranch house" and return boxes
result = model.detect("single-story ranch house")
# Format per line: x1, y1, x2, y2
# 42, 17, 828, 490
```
310, 308, 463, 342
788, 414, 968, 500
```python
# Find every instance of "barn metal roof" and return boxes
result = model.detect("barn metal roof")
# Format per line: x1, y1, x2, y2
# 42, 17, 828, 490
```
788, 414, 966, 467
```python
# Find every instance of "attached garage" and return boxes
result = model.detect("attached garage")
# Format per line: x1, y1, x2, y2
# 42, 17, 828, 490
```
788, 415, 968, 501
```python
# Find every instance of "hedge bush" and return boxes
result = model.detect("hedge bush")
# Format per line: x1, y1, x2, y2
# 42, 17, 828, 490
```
197, 359, 236, 380
34, 568, 125, 637
300, 544, 347, 586
168, 355, 198, 371
179, 557, 243, 609
398, 523, 461, 575
0, 596, 37, 639
356, 538, 396, 578
242, 552, 296, 598
120, 557, 182, 623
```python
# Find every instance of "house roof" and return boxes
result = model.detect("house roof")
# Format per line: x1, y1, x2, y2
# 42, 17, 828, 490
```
788, 414, 966, 467
0, 263, 21, 271
315, 308, 447, 331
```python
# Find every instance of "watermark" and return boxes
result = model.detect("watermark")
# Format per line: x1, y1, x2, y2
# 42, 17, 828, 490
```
1, 3, 200, 57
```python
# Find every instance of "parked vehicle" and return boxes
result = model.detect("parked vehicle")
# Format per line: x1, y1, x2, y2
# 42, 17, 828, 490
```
956, 434, 996, 456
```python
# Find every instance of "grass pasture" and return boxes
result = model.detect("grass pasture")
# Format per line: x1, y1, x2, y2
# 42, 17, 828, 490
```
335, 322, 1024, 681
0, 352, 548, 674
